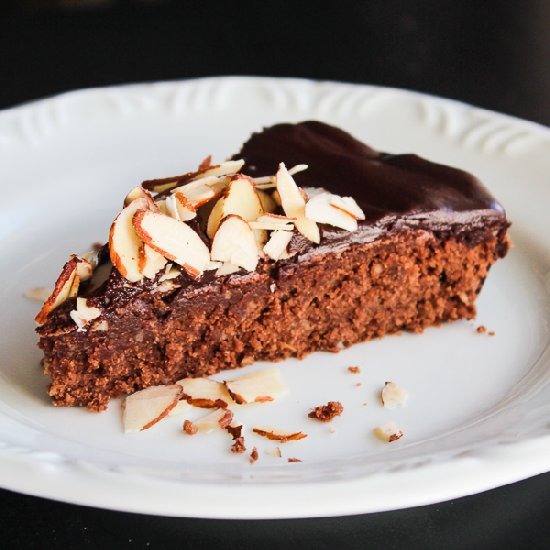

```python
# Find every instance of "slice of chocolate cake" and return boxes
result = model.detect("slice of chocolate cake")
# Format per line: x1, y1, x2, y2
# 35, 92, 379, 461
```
36, 121, 510, 411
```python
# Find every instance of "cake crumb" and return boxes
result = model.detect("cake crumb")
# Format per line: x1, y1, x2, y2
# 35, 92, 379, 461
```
476, 325, 486, 334
347, 366, 361, 374
287, 457, 302, 463
183, 419, 198, 435
488, 330, 495, 336
218, 409, 233, 429
355, 383, 362, 388
249, 447, 259, 463
308, 401, 344, 422
230, 436, 246, 454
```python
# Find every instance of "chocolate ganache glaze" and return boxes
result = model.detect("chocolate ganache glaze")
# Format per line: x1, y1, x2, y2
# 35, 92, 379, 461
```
237, 121, 506, 224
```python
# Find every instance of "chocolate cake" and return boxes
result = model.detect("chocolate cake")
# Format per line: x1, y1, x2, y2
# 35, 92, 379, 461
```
36, 121, 510, 411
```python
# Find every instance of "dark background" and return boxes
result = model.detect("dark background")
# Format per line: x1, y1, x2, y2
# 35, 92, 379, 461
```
1, 1, 549, 548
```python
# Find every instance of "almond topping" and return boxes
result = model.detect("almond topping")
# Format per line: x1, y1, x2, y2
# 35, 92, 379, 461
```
224, 367, 288, 405
35, 256, 84, 324
276, 163, 320, 243
210, 215, 259, 272
329, 195, 365, 220
249, 213, 295, 232
132, 209, 211, 277
381, 381, 408, 409
252, 428, 308, 443
206, 176, 264, 239
263, 230, 293, 261
305, 192, 359, 231
123, 186, 157, 209
122, 385, 183, 433
69, 297, 101, 331
109, 197, 154, 282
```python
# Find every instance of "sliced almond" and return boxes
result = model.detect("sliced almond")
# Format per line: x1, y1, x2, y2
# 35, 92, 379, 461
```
191, 159, 244, 181
69, 297, 101, 331
224, 367, 287, 405
305, 192, 358, 231
206, 176, 264, 239
168, 398, 191, 417
252, 427, 307, 443
140, 244, 168, 279
216, 262, 241, 276
142, 159, 244, 194
263, 230, 293, 261
249, 213, 295, 232
35, 256, 81, 324
122, 385, 183, 433
253, 164, 309, 188
373, 421, 404, 443
109, 197, 152, 282
276, 163, 319, 243
381, 381, 408, 409
123, 186, 157, 209
164, 192, 197, 221
194, 408, 231, 433
210, 215, 259, 272
132, 210, 211, 277
329, 195, 365, 220
176, 377, 235, 408
158, 263, 180, 282
256, 189, 278, 213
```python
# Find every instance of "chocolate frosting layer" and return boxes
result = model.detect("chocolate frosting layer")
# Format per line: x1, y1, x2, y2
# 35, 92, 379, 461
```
237, 121, 505, 222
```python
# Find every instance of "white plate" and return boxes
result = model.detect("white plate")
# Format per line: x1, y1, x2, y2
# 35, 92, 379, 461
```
0, 77, 549, 518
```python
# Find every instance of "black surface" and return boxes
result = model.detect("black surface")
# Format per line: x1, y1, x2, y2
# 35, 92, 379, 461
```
1, 1, 549, 548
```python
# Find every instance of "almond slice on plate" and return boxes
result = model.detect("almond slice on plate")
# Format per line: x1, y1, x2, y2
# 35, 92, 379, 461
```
194, 408, 233, 433
176, 377, 235, 408
206, 176, 264, 239
109, 197, 152, 282
69, 297, 101, 331
276, 163, 320, 243
305, 192, 363, 231
35, 255, 87, 324
263, 230, 293, 261
132, 209, 211, 277
373, 421, 404, 443
252, 427, 308, 443
224, 367, 288, 405
249, 213, 295, 232
381, 381, 408, 409
122, 385, 183, 433
210, 215, 259, 272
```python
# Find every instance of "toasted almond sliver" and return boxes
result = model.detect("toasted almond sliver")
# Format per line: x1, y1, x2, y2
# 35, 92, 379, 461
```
252, 427, 308, 443
305, 192, 358, 231
224, 367, 288, 405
